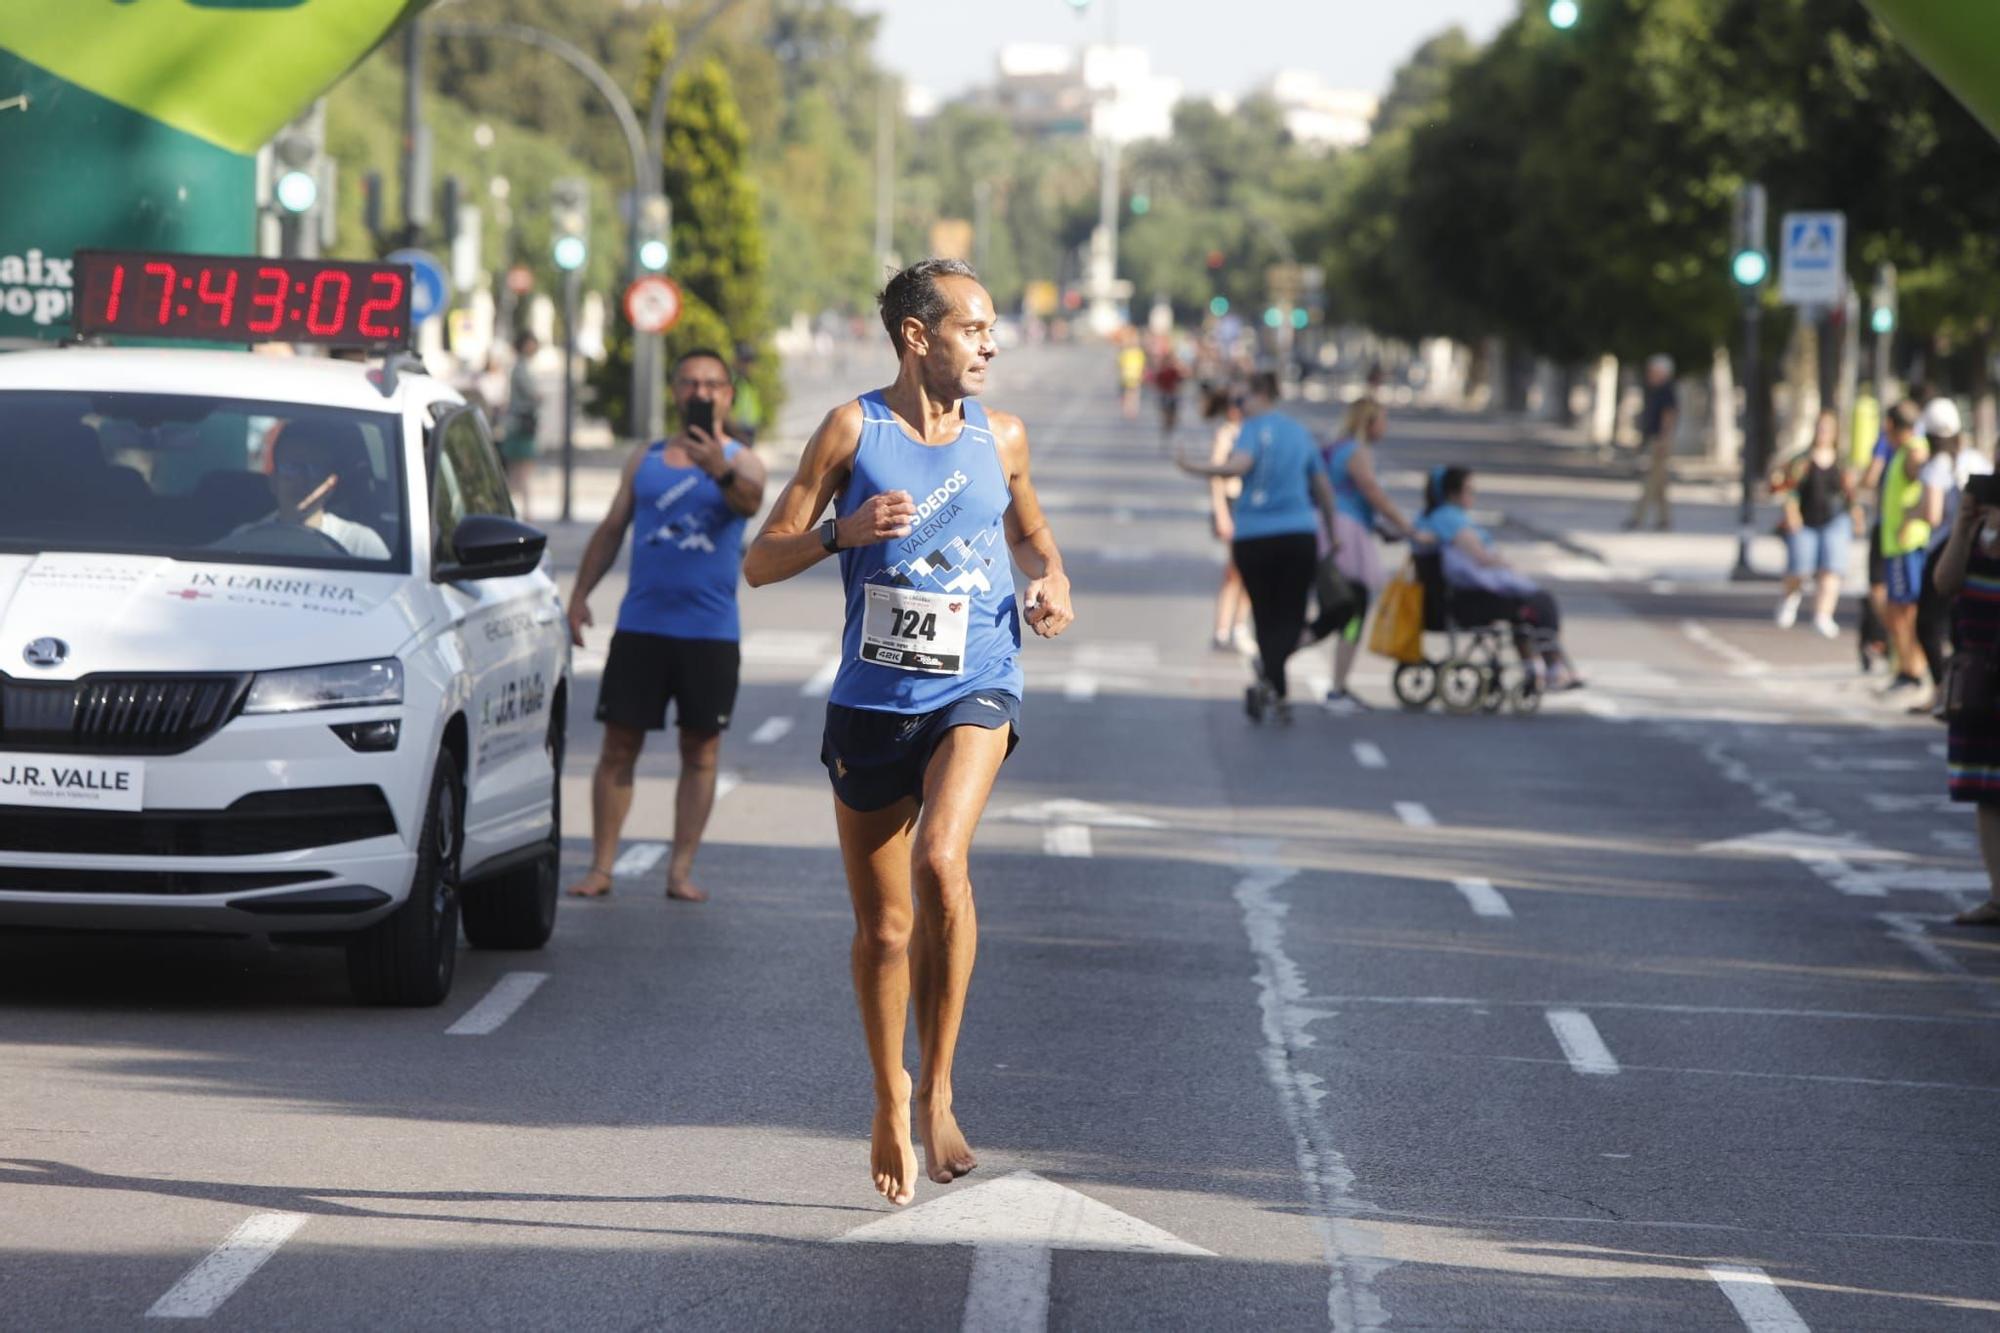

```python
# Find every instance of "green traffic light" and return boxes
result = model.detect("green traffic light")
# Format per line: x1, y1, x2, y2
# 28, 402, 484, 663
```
1290, 308, 1309, 330
553, 235, 587, 271
1130, 193, 1150, 216
638, 239, 670, 271
1263, 307, 1282, 329
1548, 0, 1580, 29
1209, 296, 1229, 317
1731, 249, 1769, 287
1871, 306, 1895, 335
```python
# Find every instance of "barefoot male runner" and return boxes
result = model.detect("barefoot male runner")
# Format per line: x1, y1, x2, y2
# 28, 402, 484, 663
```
565, 349, 767, 903
744, 259, 1074, 1206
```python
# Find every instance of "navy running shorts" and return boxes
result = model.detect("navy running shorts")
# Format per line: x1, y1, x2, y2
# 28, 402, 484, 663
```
1885, 550, 1928, 606
820, 689, 1021, 812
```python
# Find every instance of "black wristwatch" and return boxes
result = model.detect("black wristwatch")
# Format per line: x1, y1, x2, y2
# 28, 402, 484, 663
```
818, 518, 841, 553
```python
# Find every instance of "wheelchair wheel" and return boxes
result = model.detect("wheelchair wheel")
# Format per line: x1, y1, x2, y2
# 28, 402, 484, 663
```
1509, 677, 1543, 716
1479, 669, 1508, 714
1392, 661, 1437, 711
1440, 661, 1487, 714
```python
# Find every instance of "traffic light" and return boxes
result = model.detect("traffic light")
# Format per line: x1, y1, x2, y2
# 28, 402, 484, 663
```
636, 194, 671, 272
1547, 0, 1580, 30
1869, 263, 1898, 335
1206, 249, 1225, 271
1129, 193, 1150, 217
1209, 296, 1229, 317
551, 177, 589, 272
1263, 306, 1282, 329
1730, 181, 1768, 292
1290, 307, 1309, 330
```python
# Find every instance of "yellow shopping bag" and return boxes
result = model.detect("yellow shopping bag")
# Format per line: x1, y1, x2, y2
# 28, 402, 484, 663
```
1368, 562, 1425, 664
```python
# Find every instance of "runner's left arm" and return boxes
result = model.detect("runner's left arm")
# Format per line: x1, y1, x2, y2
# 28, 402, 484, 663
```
992, 411, 1074, 639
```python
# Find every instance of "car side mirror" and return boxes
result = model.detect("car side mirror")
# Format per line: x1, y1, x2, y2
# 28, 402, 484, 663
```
438, 514, 547, 581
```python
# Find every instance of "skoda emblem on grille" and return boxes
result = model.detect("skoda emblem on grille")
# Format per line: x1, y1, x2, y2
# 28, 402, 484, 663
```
22, 637, 68, 669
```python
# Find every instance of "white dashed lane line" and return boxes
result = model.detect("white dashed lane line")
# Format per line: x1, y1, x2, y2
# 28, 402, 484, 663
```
750, 716, 794, 745
1043, 824, 1093, 858
1394, 801, 1435, 829
801, 657, 840, 697
1545, 1008, 1620, 1076
1352, 741, 1387, 770
612, 842, 667, 877
1452, 877, 1513, 919
145, 1212, 307, 1319
1706, 1264, 1812, 1332
446, 971, 549, 1037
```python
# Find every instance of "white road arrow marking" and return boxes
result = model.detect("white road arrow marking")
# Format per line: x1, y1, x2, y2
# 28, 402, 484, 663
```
1698, 830, 1909, 862
1706, 1264, 1811, 1332
837, 1169, 1210, 1332
997, 798, 1166, 829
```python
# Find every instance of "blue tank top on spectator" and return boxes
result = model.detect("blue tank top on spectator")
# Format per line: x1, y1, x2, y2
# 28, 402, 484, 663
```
618, 438, 747, 641
831, 390, 1023, 714
1230, 411, 1328, 540
1325, 438, 1376, 528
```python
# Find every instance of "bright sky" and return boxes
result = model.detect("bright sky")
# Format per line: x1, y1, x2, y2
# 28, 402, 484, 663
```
861, 0, 1516, 100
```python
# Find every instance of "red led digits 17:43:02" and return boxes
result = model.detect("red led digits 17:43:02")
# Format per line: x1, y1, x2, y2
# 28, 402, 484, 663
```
74, 251, 411, 348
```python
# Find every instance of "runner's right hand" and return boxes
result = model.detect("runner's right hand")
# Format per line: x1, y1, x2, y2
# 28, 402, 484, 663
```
838, 490, 916, 547
567, 599, 592, 648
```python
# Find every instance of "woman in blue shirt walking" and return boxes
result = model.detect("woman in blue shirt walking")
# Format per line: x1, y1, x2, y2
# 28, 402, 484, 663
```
1178, 373, 1340, 722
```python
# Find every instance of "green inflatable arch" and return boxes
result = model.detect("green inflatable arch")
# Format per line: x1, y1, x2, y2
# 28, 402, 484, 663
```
1868, 0, 2000, 137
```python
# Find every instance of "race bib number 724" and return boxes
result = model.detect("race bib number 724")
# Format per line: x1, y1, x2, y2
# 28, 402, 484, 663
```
861, 585, 969, 674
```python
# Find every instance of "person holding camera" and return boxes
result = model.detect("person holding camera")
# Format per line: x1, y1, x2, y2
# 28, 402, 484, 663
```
563, 348, 768, 904
1932, 471, 2000, 927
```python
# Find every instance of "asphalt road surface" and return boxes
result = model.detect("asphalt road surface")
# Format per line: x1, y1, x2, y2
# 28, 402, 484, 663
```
4, 344, 1997, 1331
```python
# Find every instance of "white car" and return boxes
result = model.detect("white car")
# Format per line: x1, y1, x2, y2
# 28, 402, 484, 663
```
0, 346, 570, 1005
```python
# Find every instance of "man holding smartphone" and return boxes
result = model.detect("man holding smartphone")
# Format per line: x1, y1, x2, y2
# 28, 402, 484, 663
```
565, 349, 768, 902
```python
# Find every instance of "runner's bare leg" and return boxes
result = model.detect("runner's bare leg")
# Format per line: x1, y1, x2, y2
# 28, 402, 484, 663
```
911, 723, 1009, 1183
667, 728, 721, 901
836, 796, 922, 1205
567, 723, 644, 897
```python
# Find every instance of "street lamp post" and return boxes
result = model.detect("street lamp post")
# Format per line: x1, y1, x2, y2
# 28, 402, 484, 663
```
1730, 182, 1770, 581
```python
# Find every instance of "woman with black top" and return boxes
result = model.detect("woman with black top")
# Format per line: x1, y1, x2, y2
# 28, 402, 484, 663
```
1933, 484, 2000, 927
1770, 408, 1861, 638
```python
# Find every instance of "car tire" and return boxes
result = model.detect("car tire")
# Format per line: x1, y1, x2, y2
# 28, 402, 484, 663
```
462, 711, 561, 951
348, 749, 462, 1006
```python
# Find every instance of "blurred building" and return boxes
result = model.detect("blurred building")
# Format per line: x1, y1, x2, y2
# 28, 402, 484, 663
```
979, 42, 1180, 145
1258, 70, 1377, 151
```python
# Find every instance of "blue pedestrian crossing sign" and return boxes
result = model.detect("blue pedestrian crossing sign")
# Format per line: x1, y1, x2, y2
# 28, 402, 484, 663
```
384, 248, 448, 323
1778, 211, 1845, 307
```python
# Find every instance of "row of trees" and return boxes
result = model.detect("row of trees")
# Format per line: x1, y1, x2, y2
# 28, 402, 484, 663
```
1316, 0, 2000, 394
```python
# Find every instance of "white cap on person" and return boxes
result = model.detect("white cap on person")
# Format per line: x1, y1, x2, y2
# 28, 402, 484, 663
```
1922, 397, 1963, 439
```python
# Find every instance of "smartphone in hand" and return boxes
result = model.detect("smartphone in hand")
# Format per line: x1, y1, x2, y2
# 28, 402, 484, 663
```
1968, 472, 2000, 506
684, 398, 716, 438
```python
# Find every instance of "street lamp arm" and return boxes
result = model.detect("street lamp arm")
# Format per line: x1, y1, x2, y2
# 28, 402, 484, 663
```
645, 0, 740, 163
428, 18, 651, 197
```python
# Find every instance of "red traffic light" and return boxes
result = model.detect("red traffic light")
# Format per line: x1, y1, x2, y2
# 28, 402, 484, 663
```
1205, 250, 1225, 270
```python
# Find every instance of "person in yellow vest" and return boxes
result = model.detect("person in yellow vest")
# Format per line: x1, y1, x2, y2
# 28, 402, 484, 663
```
1877, 399, 1933, 697
1117, 340, 1146, 420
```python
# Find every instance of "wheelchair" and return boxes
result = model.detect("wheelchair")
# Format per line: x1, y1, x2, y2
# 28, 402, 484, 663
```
1391, 549, 1545, 716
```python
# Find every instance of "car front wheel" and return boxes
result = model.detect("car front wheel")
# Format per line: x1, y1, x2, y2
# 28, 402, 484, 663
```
348, 748, 463, 1006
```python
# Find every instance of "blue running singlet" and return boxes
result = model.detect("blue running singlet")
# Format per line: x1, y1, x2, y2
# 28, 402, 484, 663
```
830, 391, 1023, 714
617, 439, 748, 641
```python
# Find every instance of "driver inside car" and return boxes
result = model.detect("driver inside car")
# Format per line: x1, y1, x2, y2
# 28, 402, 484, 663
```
236, 422, 389, 560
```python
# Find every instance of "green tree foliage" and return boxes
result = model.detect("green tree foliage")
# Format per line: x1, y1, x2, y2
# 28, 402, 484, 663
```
1319, 0, 2000, 388
591, 39, 779, 435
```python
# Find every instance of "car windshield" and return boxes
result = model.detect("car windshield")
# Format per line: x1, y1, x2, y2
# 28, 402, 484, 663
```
0, 390, 407, 572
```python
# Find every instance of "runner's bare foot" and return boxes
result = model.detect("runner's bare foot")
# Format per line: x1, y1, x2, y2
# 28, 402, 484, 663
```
872, 1072, 918, 1206
565, 867, 614, 899
666, 880, 709, 903
917, 1092, 977, 1184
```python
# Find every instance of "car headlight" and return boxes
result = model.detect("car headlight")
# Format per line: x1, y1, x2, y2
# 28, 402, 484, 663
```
243, 659, 404, 714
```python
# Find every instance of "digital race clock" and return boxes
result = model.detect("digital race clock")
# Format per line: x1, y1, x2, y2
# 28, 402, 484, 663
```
72, 250, 412, 348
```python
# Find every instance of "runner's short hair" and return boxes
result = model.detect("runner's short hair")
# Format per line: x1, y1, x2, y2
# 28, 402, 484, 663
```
879, 258, 979, 356
1887, 399, 1922, 433
1247, 371, 1281, 402
673, 347, 733, 379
